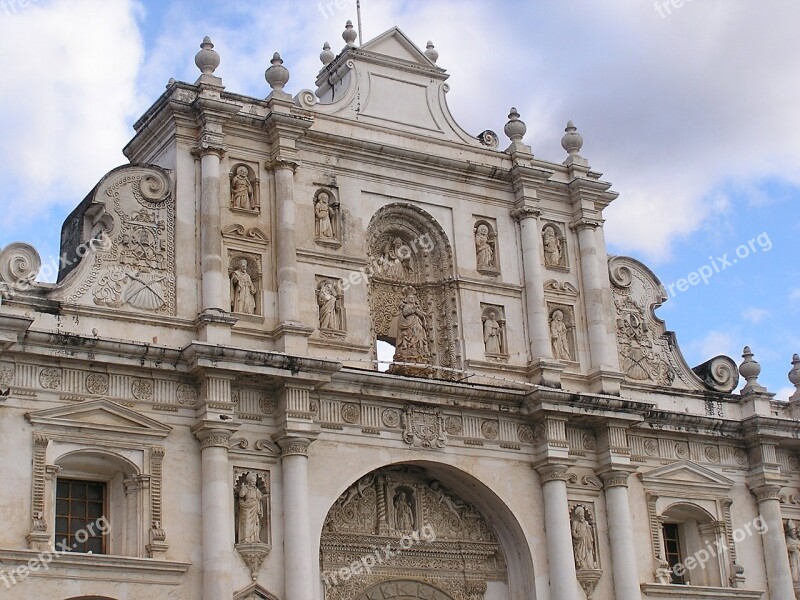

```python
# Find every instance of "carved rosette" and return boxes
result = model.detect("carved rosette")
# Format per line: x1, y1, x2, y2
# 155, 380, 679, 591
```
402, 405, 447, 449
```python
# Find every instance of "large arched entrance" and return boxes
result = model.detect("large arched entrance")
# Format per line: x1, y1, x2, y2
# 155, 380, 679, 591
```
319, 463, 522, 600
355, 581, 455, 600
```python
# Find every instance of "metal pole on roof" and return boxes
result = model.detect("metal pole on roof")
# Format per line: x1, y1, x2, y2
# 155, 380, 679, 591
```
356, 0, 364, 46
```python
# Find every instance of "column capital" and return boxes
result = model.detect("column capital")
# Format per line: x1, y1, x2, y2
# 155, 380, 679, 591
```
275, 436, 314, 457
191, 140, 227, 159
265, 158, 300, 173
750, 484, 782, 504
192, 421, 239, 449
599, 469, 635, 489
510, 199, 541, 222
535, 462, 574, 483
569, 217, 602, 232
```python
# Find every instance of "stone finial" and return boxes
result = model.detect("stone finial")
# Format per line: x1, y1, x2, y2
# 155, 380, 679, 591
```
343, 20, 358, 47
789, 353, 800, 401
504, 107, 527, 143
424, 41, 439, 63
195, 36, 220, 76
740, 346, 766, 394
562, 121, 584, 157
265, 52, 290, 98
320, 42, 335, 66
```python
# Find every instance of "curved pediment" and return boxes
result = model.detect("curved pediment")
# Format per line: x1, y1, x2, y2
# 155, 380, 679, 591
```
608, 255, 739, 393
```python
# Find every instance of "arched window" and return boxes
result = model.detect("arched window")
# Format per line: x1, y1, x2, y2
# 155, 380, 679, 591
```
660, 503, 724, 586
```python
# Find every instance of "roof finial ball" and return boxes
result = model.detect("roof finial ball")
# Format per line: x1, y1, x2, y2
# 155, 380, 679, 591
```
504, 107, 527, 144
425, 41, 439, 64
265, 52, 290, 99
740, 346, 766, 394
343, 20, 358, 48
562, 121, 584, 157
789, 353, 800, 401
320, 42, 335, 66
195, 36, 220, 77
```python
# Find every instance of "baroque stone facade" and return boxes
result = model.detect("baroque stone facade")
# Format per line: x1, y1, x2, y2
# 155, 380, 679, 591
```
0, 23, 797, 600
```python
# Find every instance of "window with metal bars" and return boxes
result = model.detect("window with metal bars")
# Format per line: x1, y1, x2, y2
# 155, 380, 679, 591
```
55, 479, 107, 554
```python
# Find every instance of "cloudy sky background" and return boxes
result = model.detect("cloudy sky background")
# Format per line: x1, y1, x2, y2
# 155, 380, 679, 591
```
0, 0, 797, 395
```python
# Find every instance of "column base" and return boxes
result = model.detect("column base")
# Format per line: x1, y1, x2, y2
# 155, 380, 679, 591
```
587, 367, 625, 396
528, 358, 566, 388
195, 310, 237, 344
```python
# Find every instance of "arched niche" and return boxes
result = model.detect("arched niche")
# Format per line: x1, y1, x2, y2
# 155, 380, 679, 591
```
366, 203, 461, 378
319, 461, 534, 600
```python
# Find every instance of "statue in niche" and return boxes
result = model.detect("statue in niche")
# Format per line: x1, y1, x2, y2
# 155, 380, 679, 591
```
231, 166, 257, 211
394, 288, 430, 363
237, 473, 264, 544
571, 505, 597, 570
787, 520, 800, 581
395, 491, 415, 532
474, 223, 495, 269
231, 259, 257, 315
550, 310, 572, 361
317, 280, 343, 331
483, 311, 503, 354
543, 225, 564, 267
382, 237, 413, 280
315, 191, 333, 237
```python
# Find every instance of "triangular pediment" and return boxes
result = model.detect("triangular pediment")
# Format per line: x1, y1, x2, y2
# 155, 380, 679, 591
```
233, 584, 280, 600
360, 27, 439, 69
26, 398, 171, 439
641, 460, 734, 493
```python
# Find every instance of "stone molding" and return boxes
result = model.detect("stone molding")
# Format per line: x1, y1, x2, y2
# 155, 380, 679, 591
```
192, 422, 239, 449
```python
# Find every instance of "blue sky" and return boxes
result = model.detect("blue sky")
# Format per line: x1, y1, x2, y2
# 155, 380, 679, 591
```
0, 0, 797, 396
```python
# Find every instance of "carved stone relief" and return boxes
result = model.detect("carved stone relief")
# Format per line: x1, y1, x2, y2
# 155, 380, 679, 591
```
547, 303, 576, 363
481, 304, 508, 361
402, 405, 447, 449
542, 223, 568, 270
229, 253, 262, 316
367, 203, 461, 379
230, 163, 260, 213
786, 520, 800, 584
474, 219, 499, 276
569, 502, 602, 599
316, 277, 345, 338
321, 466, 506, 600
70, 166, 176, 315
314, 188, 341, 248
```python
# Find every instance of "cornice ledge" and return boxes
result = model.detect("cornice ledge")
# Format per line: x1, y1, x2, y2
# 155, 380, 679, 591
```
643, 408, 743, 436
740, 414, 800, 440
525, 387, 652, 418
0, 549, 190, 578
182, 342, 341, 382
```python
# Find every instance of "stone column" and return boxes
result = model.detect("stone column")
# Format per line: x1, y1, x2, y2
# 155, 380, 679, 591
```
273, 160, 300, 325
601, 471, 642, 600
278, 438, 315, 600
193, 423, 237, 600
512, 201, 565, 388
537, 464, 581, 600
753, 485, 795, 599
198, 146, 226, 314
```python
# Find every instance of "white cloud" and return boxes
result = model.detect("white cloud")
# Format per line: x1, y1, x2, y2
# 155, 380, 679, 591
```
791, 289, 800, 301
741, 308, 770, 325
0, 0, 144, 229
774, 387, 796, 403
686, 330, 738, 364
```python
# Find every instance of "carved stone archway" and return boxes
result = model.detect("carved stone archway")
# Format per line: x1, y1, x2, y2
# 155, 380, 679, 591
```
320, 465, 507, 600
355, 580, 455, 600
366, 203, 461, 379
